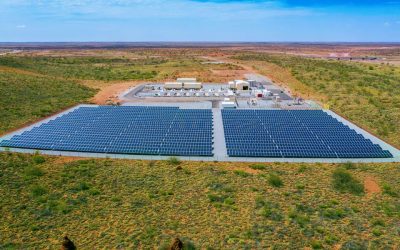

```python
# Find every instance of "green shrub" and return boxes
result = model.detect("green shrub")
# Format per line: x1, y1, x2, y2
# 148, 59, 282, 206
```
382, 183, 398, 197
249, 164, 266, 170
324, 235, 339, 245
288, 209, 310, 228
234, 170, 251, 177
73, 182, 90, 191
343, 162, 356, 170
208, 193, 224, 203
341, 240, 368, 250
298, 165, 308, 173
311, 240, 323, 249
256, 196, 283, 221
296, 182, 305, 190
23, 166, 44, 178
378, 201, 400, 217
32, 155, 46, 164
371, 219, 385, 227
89, 188, 101, 196
268, 173, 283, 187
322, 208, 346, 219
31, 185, 48, 197
372, 228, 383, 236
332, 168, 364, 195
167, 156, 181, 166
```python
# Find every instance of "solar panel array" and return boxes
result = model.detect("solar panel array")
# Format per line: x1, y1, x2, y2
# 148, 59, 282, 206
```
0, 106, 214, 156
222, 109, 392, 158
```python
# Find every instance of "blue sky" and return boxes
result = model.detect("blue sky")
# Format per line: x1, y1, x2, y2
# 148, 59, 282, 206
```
0, 0, 399, 42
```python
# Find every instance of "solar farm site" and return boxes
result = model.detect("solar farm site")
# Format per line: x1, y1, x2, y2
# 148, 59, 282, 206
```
0, 104, 398, 163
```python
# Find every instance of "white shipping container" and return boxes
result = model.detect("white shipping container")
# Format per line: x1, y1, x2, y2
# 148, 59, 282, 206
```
177, 78, 197, 83
183, 82, 202, 89
164, 82, 183, 89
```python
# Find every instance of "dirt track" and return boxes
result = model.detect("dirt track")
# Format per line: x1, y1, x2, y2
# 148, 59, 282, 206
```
90, 81, 143, 105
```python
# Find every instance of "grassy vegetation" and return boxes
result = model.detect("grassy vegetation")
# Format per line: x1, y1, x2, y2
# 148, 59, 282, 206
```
234, 53, 400, 147
0, 55, 242, 83
1, 152, 399, 249
332, 168, 364, 195
0, 70, 95, 134
0, 56, 159, 81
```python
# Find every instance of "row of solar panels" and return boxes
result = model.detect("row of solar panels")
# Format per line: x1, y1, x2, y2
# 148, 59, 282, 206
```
0, 107, 394, 158
0, 106, 214, 157
222, 109, 392, 158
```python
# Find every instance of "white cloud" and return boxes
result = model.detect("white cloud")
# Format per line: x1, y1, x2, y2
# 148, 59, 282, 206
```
16, 24, 26, 28
384, 22, 390, 26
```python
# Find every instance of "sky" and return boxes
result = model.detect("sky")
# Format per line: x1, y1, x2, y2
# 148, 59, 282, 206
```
0, 0, 399, 42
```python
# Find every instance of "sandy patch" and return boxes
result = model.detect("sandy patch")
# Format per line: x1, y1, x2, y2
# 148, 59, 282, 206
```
221, 165, 262, 175
52, 156, 87, 165
364, 177, 381, 195
90, 81, 142, 105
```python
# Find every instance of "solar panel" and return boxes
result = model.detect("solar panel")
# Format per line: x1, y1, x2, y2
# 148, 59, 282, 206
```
0, 106, 214, 157
222, 109, 393, 158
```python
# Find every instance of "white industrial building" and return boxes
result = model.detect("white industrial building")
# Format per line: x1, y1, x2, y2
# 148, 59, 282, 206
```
164, 78, 202, 89
229, 80, 250, 90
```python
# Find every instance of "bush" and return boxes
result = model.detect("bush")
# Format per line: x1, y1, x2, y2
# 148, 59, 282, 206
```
298, 165, 308, 173
332, 168, 364, 195
341, 240, 368, 250
24, 166, 44, 178
167, 156, 181, 166
311, 240, 323, 249
322, 208, 346, 219
249, 164, 266, 170
31, 185, 48, 197
32, 155, 46, 164
268, 173, 283, 187
255, 196, 283, 221
234, 170, 251, 177
371, 219, 385, 227
73, 182, 90, 191
288, 209, 310, 228
382, 183, 398, 197
343, 162, 356, 170
296, 182, 305, 190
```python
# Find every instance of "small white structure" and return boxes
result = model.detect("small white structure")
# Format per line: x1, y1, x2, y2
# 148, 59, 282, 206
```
229, 81, 236, 89
183, 82, 202, 89
164, 82, 183, 89
229, 80, 250, 90
177, 78, 197, 83
222, 101, 236, 109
